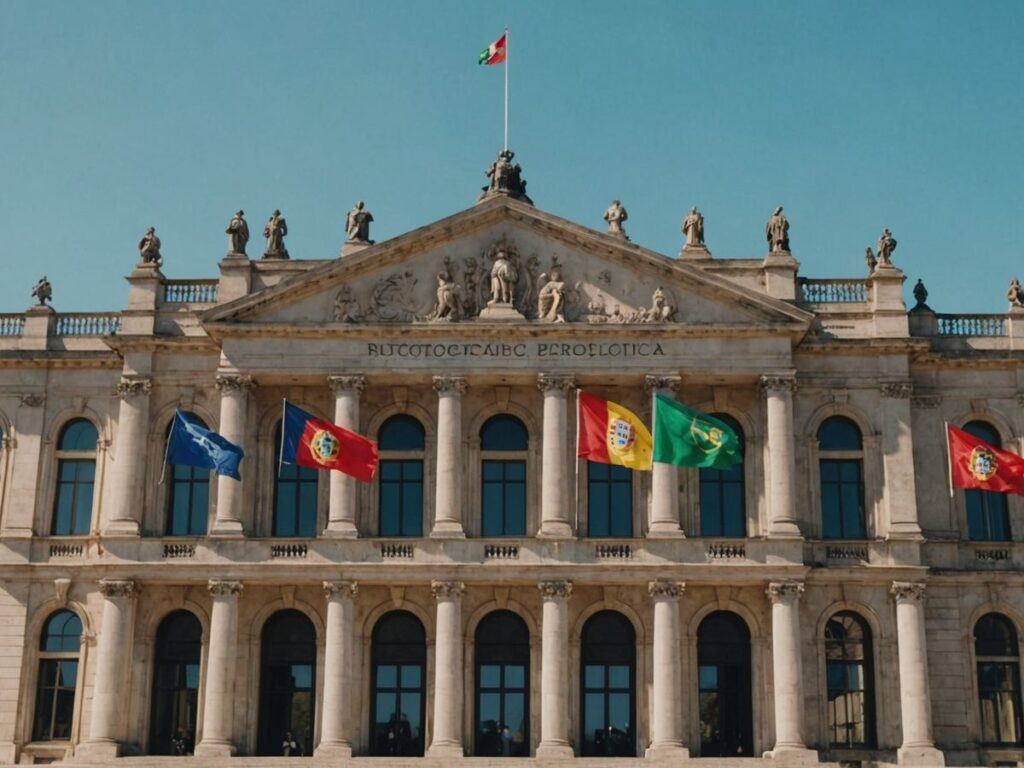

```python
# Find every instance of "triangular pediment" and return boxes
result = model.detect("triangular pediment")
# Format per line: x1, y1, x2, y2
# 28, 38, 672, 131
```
202, 197, 811, 333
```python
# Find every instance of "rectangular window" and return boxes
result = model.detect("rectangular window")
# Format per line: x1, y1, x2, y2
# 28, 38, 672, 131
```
966, 490, 1011, 542
820, 459, 865, 539
482, 460, 526, 536
587, 462, 632, 537
379, 459, 423, 537
52, 460, 94, 536
33, 659, 77, 741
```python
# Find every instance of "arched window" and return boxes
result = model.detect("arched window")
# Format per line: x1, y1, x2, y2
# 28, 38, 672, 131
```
587, 463, 632, 537
257, 610, 316, 756
699, 414, 746, 537
975, 613, 1023, 745
370, 611, 426, 756
481, 415, 528, 537
825, 612, 875, 748
273, 421, 318, 537
149, 610, 202, 755
698, 611, 752, 757
52, 419, 98, 536
964, 421, 1011, 541
165, 414, 210, 537
378, 415, 425, 537
818, 416, 866, 539
33, 610, 82, 741
580, 611, 635, 757
475, 611, 530, 756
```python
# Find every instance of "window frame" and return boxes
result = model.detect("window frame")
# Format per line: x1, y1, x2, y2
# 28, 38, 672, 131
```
164, 415, 211, 537
31, 609, 83, 743
369, 611, 427, 757
698, 413, 746, 537
585, 462, 633, 538
474, 610, 531, 757
377, 415, 426, 538
272, 421, 320, 538
148, 610, 203, 755
823, 611, 876, 750
973, 612, 1024, 747
816, 416, 867, 541
480, 415, 529, 538
51, 419, 99, 537
579, 611, 637, 758
962, 421, 1012, 542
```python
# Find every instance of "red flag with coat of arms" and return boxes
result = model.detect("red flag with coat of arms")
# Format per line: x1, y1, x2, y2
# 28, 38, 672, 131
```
947, 423, 1024, 495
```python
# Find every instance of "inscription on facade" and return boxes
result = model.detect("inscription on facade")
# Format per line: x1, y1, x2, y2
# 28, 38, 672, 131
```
367, 341, 666, 359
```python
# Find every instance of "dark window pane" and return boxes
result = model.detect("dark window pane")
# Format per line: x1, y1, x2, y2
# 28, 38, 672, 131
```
59, 419, 98, 451
818, 417, 862, 450
480, 415, 528, 451
379, 415, 425, 451
965, 421, 1002, 448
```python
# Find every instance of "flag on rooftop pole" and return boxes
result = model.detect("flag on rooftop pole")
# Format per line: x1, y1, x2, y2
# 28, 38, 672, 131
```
165, 408, 244, 480
280, 401, 379, 482
577, 391, 653, 471
652, 394, 742, 469
478, 32, 507, 65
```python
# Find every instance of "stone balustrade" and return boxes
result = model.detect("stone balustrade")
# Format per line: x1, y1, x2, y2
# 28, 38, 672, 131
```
0, 314, 25, 337
798, 277, 869, 303
162, 279, 219, 304
54, 312, 121, 336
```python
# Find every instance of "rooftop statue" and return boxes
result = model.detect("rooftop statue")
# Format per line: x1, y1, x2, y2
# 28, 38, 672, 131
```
137, 226, 163, 267
913, 279, 929, 307
479, 149, 533, 205
31, 276, 52, 306
1008, 278, 1024, 309
345, 201, 374, 244
766, 206, 790, 253
682, 206, 705, 248
263, 210, 289, 260
876, 228, 897, 267
865, 247, 878, 274
603, 200, 628, 238
226, 210, 249, 256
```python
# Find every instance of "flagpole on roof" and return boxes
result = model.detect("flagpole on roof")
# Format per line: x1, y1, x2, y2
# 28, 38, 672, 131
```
504, 26, 509, 152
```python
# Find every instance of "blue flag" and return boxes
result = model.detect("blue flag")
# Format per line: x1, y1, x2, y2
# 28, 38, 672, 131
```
166, 409, 244, 480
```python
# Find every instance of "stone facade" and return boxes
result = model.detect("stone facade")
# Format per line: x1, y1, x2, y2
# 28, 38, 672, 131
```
0, 195, 1023, 766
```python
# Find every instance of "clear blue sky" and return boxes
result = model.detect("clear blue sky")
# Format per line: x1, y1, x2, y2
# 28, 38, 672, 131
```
2, 1, 1022, 312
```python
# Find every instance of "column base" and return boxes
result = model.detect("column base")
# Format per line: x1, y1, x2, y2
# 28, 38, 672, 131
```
322, 521, 359, 538
101, 519, 140, 537
430, 520, 466, 538
209, 518, 245, 537
897, 745, 946, 766
645, 742, 689, 759
426, 741, 464, 758
74, 739, 121, 761
536, 742, 575, 759
194, 738, 237, 758
767, 520, 803, 538
764, 746, 820, 764
315, 740, 353, 758
537, 521, 574, 538
646, 521, 684, 538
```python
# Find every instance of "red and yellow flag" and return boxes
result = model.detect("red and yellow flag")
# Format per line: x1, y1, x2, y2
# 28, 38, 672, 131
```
577, 391, 653, 471
948, 424, 1024, 495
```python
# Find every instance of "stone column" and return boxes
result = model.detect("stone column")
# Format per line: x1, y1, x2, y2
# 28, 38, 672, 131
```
432, 376, 467, 538
646, 580, 688, 758
760, 375, 802, 538
325, 375, 365, 538
538, 374, 575, 538
428, 581, 465, 757
890, 582, 945, 766
318, 581, 358, 757
646, 375, 684, 536
195, 580, 243, 757
880, 383, 924, 539
766, 581, 814, 759
537, 581, 573, 758
76, 580, 136, 760
210, 374, 254, 536
103, 376, 151, 536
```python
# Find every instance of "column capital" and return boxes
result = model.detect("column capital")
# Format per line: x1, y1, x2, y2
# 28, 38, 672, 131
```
431, 580, 465, 599
214, 374, 256, 395
538, 580, 573, 600
890, 581, 926, 602
98, 579, 136, 599
537, 373, 576, 393
759, 374, 797, 394
208, 579, 244, 598
648, 580, 684, 599
328, 374, 366, 394
644, 374, 681, 394
433, 375, 467, 395
323, 580, 358, 599
116, 376, 152, 399
766, 580, 805, 604
881, 381, 913, 399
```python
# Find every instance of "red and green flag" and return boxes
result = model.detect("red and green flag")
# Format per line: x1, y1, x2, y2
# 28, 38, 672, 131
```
479, 33, 507, 66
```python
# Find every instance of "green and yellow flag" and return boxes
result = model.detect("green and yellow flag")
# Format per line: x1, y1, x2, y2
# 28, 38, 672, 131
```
652, 394, 742, 469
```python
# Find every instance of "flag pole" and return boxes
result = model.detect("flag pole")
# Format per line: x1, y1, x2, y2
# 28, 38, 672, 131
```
945, 421, 954, 498
159, 409, 176, 485
278, 398, 287, 478
574, 387, 581, 535
503, 26, 509, 152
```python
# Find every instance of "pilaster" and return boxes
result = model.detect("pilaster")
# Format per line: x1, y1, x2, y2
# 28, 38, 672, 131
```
318, 581, 358, 757
428, 580, 465, 757
765, 581, 816, 763
537, 374, 575, 539
195, 580, 244, 757
432, 376, 467, 538
536, 580, 574, 759
646, 580, 688, 759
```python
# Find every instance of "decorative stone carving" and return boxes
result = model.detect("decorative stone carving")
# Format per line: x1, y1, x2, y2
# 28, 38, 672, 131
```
138, 227, 162, 266
766, 581, 805, 603
368, 271, 420, 322
1008, 278, 1024, 309
913, 279, 929, 308
98, 579, 136, 599
584, 295, 610, 324
20, 393, 45, 407
31, 276, 52, 306
876, 228, 897, 267
214, 374, 256, 394
865, 247, 878, 274
479, 149, 532, 205
207, 580, 243, 597
345, 201, 374, 244
537, 259, 570, 323
597, 269, 612, 285
759, 374, 797, 394
263, 210, 289, 260
766, 207, 790, 253
537, 374, 576, 393
333, 285, 363, 323
460, 257, 486, 318
54, 578, 71, 606
603, 200, 628, 238
323, 581, 358, 599
116, 376, 152, 399
225, 210, 249, 256
537, 581, 573, 600
682, 207, 706, 249
648, 580, 684, 599
644, 375, 681, 394
328, 375, 366, 394
489, 242, 519, 305
912, 394, 942, 408
432, 376, 467, 395
425, 259, 464, 322
431, 580, 465, 599
637, 287, 677, 323
881, 382, 913, 399
890, 581, 926, 601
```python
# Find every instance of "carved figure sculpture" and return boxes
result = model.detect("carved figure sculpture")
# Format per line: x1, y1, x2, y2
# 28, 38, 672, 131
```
682, 207, 705, 247
877, 228, 897, 267
913, 279, 928, 308
1009, 278, 1024, 309
642, 287, 677, 323
865, 247, 877, 273
426, 270, 463, 322
489, 245, 519, 305
766, 207, 789, 253
603, 200, 628, 237
263, 210, 289, 259
333, 285, 362, 323
345, 201, 374, 243
480, 149, 533, 204
537, 262, 568, 323
138, 227, 162, 266
226, 210, 249, 256
31, 276, 52, 306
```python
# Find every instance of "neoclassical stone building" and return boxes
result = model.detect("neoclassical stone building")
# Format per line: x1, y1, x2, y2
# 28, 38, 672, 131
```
1, 179, 1023, 767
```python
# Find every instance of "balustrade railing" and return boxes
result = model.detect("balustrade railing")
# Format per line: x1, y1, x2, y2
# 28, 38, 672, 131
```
54, 313, 121, 336
936, 314, 1007, 337
0, 314, 25, 337
798, 278, 868, 303
163, 280, 219, 304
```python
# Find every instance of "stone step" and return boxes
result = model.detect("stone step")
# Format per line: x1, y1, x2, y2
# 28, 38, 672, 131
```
62, 758, 870, 768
